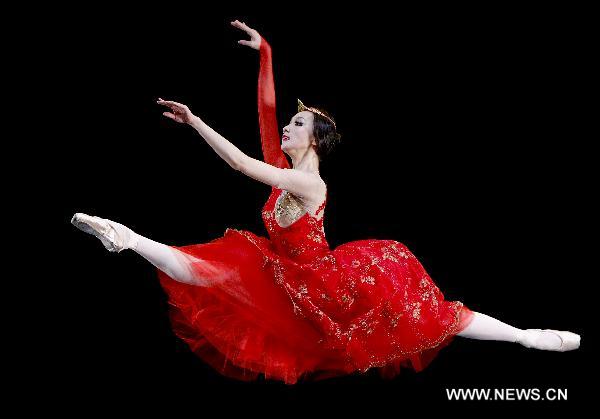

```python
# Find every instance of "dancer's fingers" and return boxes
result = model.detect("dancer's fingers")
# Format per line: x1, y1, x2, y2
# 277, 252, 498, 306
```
157, 102, 177, 112
231, 19, 253, 35
159, 102, 178, 110
231, 19, 246, 29
162, 112, 179, 121
238, 40, 251, 46
157, 99, 186, 109
157, 99, 178, 106
230, 20, 246, 31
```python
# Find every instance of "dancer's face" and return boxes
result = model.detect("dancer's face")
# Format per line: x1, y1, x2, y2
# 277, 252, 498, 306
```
281, 111, 317, 154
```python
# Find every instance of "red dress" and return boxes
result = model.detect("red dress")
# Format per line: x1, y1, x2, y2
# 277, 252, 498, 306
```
157, 38, 475, 384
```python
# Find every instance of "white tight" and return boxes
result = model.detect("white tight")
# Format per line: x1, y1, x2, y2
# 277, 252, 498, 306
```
131, 231, 205, 286
457, 311, 562, 347
131, 230, 235, 288
457, 311, 523, 342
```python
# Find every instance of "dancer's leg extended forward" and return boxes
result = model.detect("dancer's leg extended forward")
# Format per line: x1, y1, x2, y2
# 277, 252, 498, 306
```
71, 213, 208, 286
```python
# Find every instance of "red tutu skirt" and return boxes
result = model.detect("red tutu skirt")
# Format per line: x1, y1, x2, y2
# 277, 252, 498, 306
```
157, 228, 475, 384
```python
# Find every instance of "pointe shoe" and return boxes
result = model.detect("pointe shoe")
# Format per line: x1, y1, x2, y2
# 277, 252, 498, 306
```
517, 329, 581, 352
71, 213, 138, 253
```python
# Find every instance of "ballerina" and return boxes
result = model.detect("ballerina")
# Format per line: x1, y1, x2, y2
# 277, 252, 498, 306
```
71, 20, 580, 385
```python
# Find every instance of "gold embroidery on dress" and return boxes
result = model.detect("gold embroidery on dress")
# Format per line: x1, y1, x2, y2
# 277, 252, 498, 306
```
307, 230, 323, 243
361, 275, 376, 285
274, 189, 325, 228
274, 190, 306, 228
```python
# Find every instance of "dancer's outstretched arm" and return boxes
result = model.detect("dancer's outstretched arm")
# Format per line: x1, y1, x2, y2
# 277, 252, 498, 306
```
157, 99, 322, 199
231, 19, 290, 169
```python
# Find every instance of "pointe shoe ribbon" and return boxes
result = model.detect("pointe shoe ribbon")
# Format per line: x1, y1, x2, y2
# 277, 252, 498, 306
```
71, 213, 138, 253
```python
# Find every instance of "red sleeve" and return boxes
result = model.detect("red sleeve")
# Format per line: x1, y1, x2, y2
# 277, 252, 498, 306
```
258, 37, 290, 169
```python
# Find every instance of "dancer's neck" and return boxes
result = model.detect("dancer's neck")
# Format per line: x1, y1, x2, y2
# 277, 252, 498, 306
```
290, 148, 320, 175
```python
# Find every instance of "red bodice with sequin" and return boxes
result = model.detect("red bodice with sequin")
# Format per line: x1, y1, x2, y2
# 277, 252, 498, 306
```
156, 38, 474, 385
262, 187, 329, 263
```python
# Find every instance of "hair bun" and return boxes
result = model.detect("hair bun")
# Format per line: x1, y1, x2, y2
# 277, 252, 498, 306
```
312, 111, 341, 161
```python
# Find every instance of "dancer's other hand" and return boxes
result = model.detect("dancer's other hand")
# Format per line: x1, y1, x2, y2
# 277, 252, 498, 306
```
230, 19, 261, 50
157, 98, 198, 125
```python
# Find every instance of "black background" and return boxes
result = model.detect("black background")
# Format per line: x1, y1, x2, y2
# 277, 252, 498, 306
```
28, 4, 595, 414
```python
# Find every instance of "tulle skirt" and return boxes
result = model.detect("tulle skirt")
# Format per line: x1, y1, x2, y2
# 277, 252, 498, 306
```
157, 228, 475, 384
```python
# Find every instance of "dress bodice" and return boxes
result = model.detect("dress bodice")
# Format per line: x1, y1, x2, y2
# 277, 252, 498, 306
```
262, 187, 330, 263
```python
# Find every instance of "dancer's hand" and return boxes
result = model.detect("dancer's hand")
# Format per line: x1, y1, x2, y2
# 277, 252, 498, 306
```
157, 98, 198, 125
231, 19, 261, 50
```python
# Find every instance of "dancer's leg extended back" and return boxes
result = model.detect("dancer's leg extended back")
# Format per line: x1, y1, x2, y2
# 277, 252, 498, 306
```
457, 311, 580, 351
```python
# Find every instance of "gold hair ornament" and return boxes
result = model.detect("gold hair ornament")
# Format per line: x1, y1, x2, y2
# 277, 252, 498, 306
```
297, 99, 337, 129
